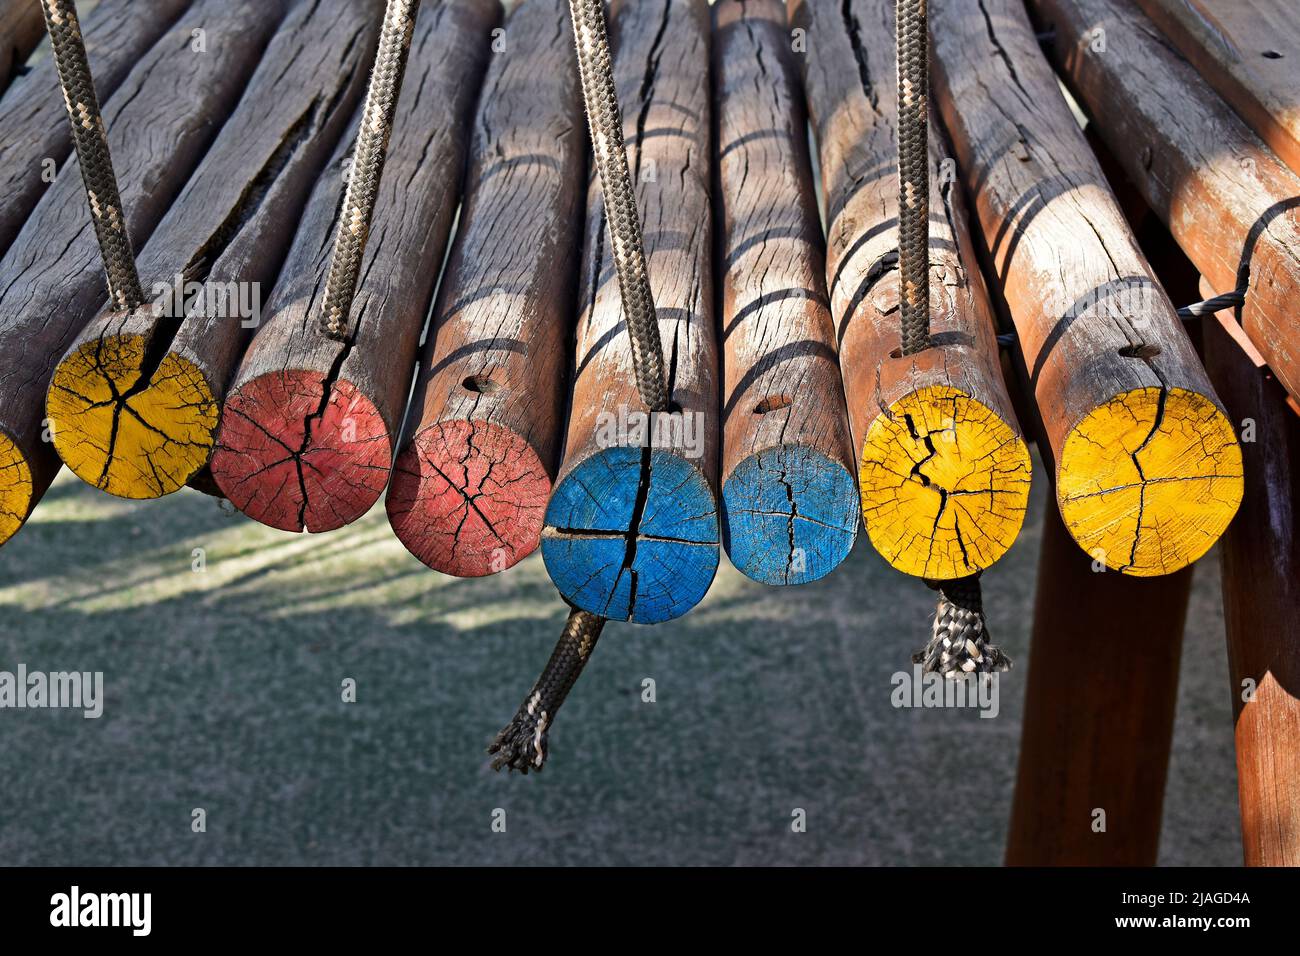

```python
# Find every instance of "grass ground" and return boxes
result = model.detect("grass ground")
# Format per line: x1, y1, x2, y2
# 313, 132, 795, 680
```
0, 454, 1240, 865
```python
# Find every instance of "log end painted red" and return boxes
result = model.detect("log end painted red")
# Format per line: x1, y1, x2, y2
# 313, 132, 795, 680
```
387, 418, 551, 577
211, 370, 391, 533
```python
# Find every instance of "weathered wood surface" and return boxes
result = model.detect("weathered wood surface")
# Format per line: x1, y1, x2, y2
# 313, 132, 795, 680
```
210, 0, 500, 533
1029, 0, 1300, 410
1006, 492, 1190, 865
932, 0, 1242, 575
792, 0, 1030, 581
0, 0, 287, 548
47, 0, 382, 499
387, 0, 584, 577
1203, 307, 1300, 867
0, 0, 194, 259
1135, 0, 1300, 177
713, 0, 858, 586
539, 0, 719, 625
0, 0, 46, 94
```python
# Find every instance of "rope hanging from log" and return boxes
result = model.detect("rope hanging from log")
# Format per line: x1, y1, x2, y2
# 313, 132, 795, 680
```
320, 0, 418, 340
38, 0, 144, 313
894, 0, 1008, 677
489, 0, 672, 773
896, 0, 932, 357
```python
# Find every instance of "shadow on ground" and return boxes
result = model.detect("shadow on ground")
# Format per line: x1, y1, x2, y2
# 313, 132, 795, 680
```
0, 455, 1239, 865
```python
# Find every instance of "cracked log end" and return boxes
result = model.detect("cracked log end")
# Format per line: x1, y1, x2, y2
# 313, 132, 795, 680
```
859, 384, 1032, 580
47, 334, 218, 500
721, 445, 860, 586
1058, 386, 1243, 576
541, 446, 720, 624
210, 370, 392, 533
0, 431, 33, 546
386, 418, 551, 577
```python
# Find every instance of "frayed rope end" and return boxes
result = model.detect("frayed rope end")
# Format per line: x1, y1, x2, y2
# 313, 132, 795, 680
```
487, 694, 550, 774
487, 607, 606, 774
915, 573, 1012, 677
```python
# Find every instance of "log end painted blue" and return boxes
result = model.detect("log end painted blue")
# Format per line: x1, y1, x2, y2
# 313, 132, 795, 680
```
542, 446, 719, 624
720, 445, 860, 586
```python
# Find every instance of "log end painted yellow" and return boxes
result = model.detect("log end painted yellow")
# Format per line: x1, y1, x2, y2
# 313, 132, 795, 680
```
1058, 386, 1243, 576
47, 334, 218, 499
859, 384, 1032, 579
0, 430, 33, 546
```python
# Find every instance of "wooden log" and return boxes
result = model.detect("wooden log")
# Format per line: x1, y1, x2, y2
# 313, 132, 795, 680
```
386, 0, 585, 577
539, 0, 719, 625
210, 0, 501, 533
0, 0, 194, 258
0, 0, 46, 93
712, 0, 858, 586
1135, 0, 1300, 178
1202, 305, 1300, 867
0, 0, 288, 548
1006, 490, 1191, 865
1029, 0, 1300, 411
46, 0, 382, 499
792, 0, 1030, 581
931, 0, 1242, 575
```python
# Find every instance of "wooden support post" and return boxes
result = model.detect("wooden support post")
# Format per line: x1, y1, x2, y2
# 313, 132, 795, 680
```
1202, 309, 1300, 867
0, 0, 47, 93
792, 0, 1030, 581
0, 0, 288, 548
0, 0, 194, 258
1006, 491, 1191, 865
539, 0, 719, 625
386, 0, 585, 578
1135, 0, 1300, 178
46, 0, 382, 499
210, 0, 500, 533
1029, 0, 1300, 408
931, 0, 1242, 575
712, 0, 859, 586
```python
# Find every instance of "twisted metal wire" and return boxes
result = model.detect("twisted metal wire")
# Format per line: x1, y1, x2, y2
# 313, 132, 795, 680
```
568, 0, 667, 411
896, 0, 931, 356
1176, 290, 1246, 318
489, 608, 605, 773
40, 0, 144, 312
319, 0, 418, 340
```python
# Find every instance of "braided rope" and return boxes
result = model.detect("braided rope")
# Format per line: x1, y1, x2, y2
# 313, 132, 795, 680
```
319, 0, 417, 340
896, 0, 930, 356
491, 0, 671, 773
895, 0, 1000, 669
489, 608, 605, 773
917, 574, 1012, 675
568, 0, 667, 412
40, 0, 144, 312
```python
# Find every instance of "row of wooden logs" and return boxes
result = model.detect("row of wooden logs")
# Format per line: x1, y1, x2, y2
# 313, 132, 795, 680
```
0, 0, 1297, 859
